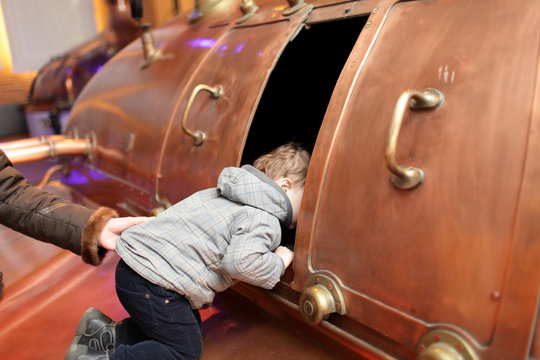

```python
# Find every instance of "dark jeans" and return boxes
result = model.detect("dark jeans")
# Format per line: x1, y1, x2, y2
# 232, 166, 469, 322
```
112, 259, 203, 360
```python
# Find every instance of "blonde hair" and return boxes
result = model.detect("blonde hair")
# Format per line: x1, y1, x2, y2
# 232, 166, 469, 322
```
253, 143, 310, 187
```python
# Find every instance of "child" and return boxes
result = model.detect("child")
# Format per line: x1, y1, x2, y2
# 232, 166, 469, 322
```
66, 143, 310, 360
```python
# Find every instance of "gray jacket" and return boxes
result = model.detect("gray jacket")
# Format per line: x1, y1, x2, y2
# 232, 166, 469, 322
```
116, 165, 292, 308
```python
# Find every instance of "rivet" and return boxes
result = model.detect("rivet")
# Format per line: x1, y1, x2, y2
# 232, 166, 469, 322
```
335, 303, 341, 311
418, 344, 425, 351
365, 21, 372, 27
372, 7, 378, 14
164, 299, 170, 304
145, 294, 150, 299
327, 283, 333, 291
303, 301, 314, 315
491, 290, 501, 300
456, 343, 464, 352
313, 278, 319, 284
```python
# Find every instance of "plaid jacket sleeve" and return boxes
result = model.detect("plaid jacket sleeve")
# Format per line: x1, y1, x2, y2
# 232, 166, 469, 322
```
220, 211, 285, 289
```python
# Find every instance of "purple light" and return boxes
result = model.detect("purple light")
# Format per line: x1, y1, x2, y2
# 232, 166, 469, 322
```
216, 44, 228, 57
96, 65, 104, 72
234, 44, 245, 53
62, 170, 90, 185
188, 38, 217, 48
62, 167, 108, 185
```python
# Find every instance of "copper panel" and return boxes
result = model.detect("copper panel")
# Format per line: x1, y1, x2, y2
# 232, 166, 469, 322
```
489, 19, 540, 357
307, 0, 377, 24
294, 0, 540, 355
65, 18, 230, 210
65, 2, 312, 210
157, 7, 312, 203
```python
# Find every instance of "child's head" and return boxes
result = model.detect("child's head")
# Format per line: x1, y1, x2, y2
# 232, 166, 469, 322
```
253, 143, 310, 227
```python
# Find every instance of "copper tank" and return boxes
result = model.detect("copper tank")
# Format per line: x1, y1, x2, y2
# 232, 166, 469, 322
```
4, 0, 540, 358
24, 0, 140, 135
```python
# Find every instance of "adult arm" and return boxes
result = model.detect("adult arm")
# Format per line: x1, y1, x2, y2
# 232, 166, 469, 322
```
0, 150, 116, 265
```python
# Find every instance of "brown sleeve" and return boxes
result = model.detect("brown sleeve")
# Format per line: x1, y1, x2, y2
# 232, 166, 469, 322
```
0, 165, 93, 254
0, 149, 119, 264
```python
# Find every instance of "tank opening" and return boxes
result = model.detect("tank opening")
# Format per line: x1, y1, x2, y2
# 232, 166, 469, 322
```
241, 15, 367, 248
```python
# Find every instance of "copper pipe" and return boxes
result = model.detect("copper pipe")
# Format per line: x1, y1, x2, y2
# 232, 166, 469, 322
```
1, 138, 91, 164
0, 135, 67, 150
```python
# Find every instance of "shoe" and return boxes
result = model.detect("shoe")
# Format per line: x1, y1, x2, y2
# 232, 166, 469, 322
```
65, 344, 110, 360
68, 308, 117, 353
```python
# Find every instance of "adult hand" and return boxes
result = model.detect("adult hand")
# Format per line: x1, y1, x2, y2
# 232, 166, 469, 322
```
274, 246, 294, 268
99, 216, 151, 251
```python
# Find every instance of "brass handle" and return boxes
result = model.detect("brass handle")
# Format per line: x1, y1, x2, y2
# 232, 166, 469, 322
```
385, 88, 444, 190
181, 84, 224, 146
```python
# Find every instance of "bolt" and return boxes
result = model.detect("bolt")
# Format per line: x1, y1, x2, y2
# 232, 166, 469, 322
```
303, 301, 314, 315
327, 283, 333, 291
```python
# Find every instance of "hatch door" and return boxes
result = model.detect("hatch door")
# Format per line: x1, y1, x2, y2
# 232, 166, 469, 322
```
156, 5, 312, 206
293, 0, 540, 356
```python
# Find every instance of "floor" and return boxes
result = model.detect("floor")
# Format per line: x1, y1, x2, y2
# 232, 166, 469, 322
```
0, 156, 341, 360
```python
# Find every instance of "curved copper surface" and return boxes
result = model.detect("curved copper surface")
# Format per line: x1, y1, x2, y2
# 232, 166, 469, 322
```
26, 0, 140, 113
1, 0, 539, 358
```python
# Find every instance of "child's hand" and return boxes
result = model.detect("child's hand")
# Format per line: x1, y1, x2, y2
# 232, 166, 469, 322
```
274, 246, 294, 268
